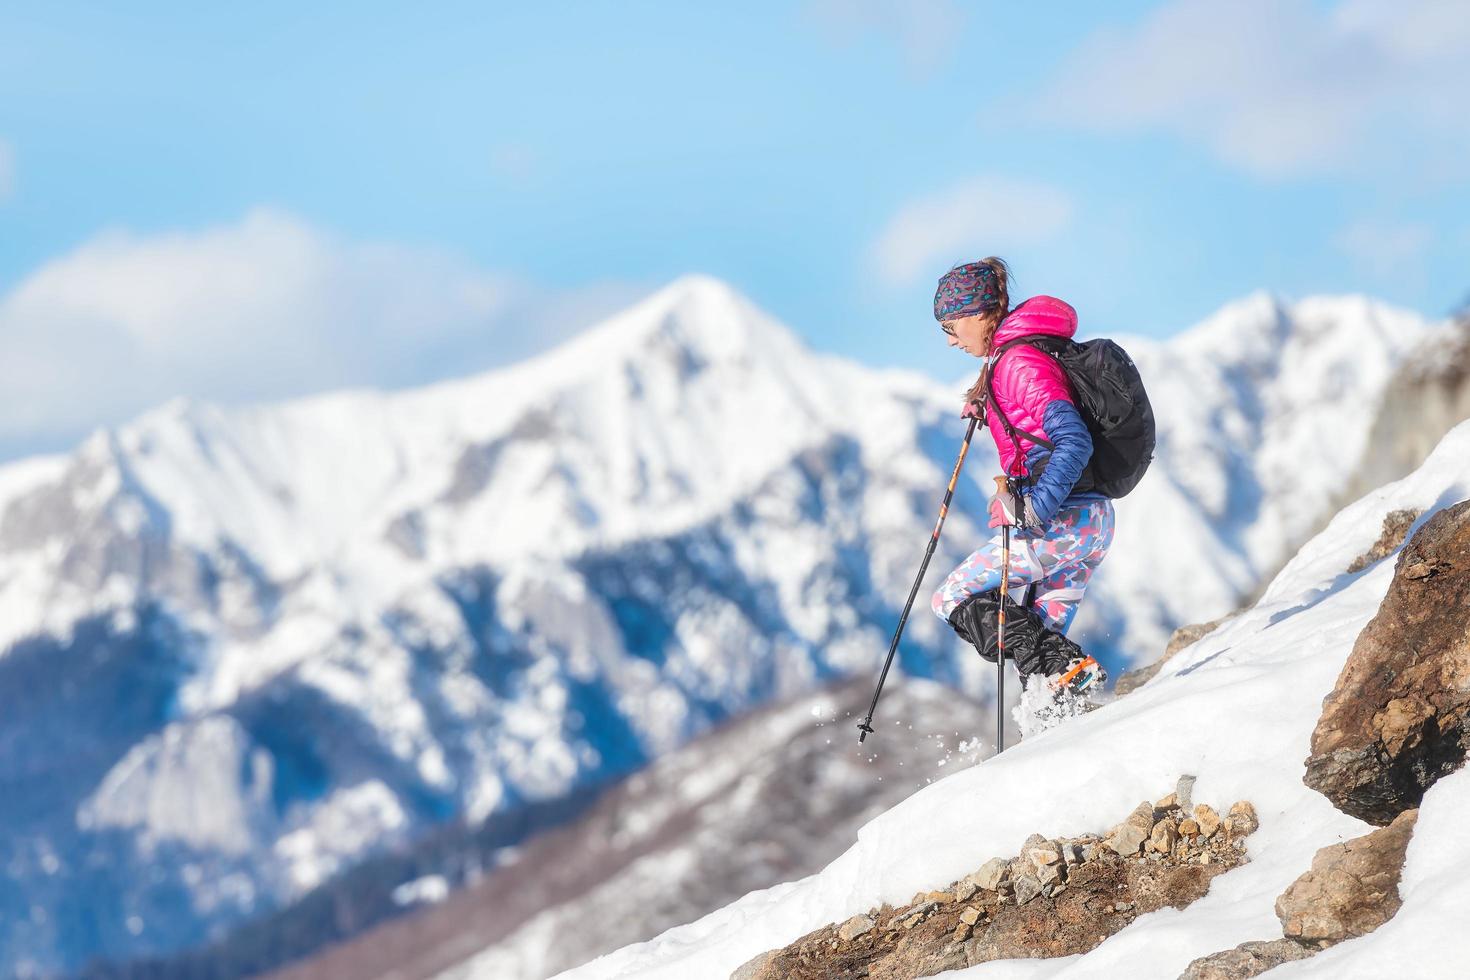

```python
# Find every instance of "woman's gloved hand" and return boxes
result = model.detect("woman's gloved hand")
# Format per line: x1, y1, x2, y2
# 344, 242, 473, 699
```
988, 479, 1038, 529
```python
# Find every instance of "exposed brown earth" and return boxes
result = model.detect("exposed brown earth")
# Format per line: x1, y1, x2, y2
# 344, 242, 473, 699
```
734, 786, 1257, 980
1304, 499, 1470, 825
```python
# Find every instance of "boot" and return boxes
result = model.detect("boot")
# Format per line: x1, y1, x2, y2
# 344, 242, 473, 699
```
947, 590, 1085, 684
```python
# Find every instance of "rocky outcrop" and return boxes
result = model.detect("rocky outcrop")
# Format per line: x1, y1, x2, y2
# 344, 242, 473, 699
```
1274, 809, 1418, 948
1177, 939, 1314, 980
1346, 508, 1422, 574
736, 787, 1257, 980
1343, 312, 1470, 505
1116, 618, 1228, 696
1303, 500, 1470, 824
1177, 809, 1418, 977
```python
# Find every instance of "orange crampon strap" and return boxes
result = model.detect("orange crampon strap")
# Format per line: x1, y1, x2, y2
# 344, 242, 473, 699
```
1057, 656, 1099, 690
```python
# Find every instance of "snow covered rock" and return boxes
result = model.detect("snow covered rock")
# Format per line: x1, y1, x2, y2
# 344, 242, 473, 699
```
1274, 808, 1418, 948
1344, 508, 1421, 574
1304, 500, 1470, 824
733, 793, 1256, 980
1178, 939, 1313, 980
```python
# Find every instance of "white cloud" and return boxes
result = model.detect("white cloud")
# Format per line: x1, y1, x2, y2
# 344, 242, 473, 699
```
0, 209, 641, 455
868, 176, 1073, 287
1333, 219, 1433, 274
804, 0, 968, 77
0, 140, 13, 202
1035, 0, 1470, 177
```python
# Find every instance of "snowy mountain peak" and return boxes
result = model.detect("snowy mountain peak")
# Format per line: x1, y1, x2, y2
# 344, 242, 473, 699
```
490, 273, 812, 400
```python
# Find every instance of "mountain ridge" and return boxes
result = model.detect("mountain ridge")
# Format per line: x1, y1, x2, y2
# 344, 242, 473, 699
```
0, 276, 1445, 976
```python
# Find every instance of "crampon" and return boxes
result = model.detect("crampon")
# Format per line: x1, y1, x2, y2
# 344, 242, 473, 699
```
1014, 656, 1108, 739
1055, 655, 1106, 695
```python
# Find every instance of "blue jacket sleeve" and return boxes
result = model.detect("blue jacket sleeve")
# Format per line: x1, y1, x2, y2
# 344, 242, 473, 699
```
1025, 400, 1093, 525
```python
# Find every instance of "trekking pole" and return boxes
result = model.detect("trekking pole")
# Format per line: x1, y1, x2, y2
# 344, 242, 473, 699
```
996, 478, 1011, 754
857, 417, 980, 743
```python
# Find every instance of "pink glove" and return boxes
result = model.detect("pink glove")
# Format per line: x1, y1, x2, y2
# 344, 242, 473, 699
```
961, 399, 983, 420
987, 482, 1029, 528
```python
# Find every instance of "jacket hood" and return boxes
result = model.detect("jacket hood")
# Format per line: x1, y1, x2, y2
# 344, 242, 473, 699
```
992, 295, 1078, 347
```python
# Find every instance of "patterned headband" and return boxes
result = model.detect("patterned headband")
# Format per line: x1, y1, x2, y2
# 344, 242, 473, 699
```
934, 263, 1000, 321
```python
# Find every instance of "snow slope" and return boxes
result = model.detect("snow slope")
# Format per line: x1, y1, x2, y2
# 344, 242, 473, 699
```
557, 418, 1470, 980
0, 277, 1436, 975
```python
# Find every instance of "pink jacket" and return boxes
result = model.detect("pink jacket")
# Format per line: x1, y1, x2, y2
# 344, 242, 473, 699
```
985, 297, 1093, 522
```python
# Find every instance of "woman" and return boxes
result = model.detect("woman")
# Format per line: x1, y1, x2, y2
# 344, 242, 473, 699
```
928, 257, 1111, 705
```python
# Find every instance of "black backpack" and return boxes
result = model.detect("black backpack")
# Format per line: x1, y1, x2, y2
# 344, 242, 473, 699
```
986, 334, 1155, 498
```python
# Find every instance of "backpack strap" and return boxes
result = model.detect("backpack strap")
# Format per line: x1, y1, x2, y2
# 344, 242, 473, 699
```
985, 338, 1058, 465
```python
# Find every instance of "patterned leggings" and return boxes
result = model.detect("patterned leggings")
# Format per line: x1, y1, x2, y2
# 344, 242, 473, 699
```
931, 499, 1116, 634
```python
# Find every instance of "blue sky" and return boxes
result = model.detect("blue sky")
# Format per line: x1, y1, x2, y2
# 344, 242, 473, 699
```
0, 1, 1467, 458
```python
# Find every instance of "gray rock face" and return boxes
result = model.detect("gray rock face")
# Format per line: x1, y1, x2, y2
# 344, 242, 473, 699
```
1177, 938, 1314, 979
1175, 774, 1197, 812
1013, 873, 1043, 906
1274, 808, 1418, 948
1304, 500, 1470, 824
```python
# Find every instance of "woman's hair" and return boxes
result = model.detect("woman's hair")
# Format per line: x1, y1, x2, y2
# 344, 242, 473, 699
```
972, 256, 1011, 324
961, 256, 1013, 410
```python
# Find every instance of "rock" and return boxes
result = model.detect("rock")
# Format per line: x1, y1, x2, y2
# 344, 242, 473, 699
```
1346, 508, 1423, 574
1177, 938, 1315, 980
1106, 801, 1155, 856
953, 879, 979, 903
924, 890, 952, 904
729, 949, 778, 980
1179, 818, 1200, 836
1176, 774, 1197, 811
1227, 801, 1260, 837
1034, 860, 1063, 887
1195, 804, 1222, 838
1275, 809, 1418, 948
1157, 792, 1179, 810
1027, 846, 1062, 880
1020, 833, 1049, 857
744, 793, 1256, 980
1303, 500, 1470, 825
972, 857, 1009, 891
1150, 819, 1180, 854
1013, 873, 1042, 906
1081, 843, 1098, 862
1062, 843, 1084, 864
838, 914, 875, 942
897, 901, 938, 930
